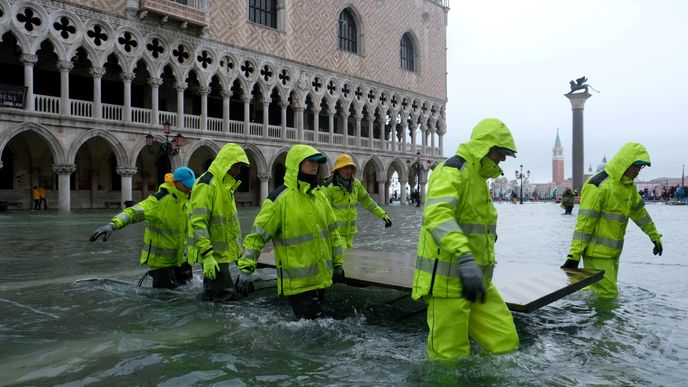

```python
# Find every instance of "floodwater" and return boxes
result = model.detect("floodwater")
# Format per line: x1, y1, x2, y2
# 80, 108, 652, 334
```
1, 202, 687, 385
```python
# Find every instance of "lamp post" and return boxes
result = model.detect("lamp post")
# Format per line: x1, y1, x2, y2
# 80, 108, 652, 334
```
515, 164, 530, 205
146, 120, 185, 156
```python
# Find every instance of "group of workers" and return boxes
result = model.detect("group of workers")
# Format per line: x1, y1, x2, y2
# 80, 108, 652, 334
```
90, 143, 391, 320
89, 117, 663, 361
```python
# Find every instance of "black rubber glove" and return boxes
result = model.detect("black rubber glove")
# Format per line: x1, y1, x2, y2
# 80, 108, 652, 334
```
235, 271, 254, 296
89, 223, 115, 242
332, 266, 346, 283
561, 255, 580, 269
652, 240, 663, 256
383, 215, 392, 228
458, 254, 485, 303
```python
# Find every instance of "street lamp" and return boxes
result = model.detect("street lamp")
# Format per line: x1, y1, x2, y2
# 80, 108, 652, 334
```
146, 120, 185, 156
515, 164, 530, 205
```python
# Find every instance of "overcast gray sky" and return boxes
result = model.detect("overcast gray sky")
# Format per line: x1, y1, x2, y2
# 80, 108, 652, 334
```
443, 0, 688, 183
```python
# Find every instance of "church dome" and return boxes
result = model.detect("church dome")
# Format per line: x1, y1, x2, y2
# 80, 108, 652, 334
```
596, 155, 608, 172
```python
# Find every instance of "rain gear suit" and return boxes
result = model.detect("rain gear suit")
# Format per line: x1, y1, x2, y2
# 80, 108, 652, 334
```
321, 175, 389, 248
188, 143, 249, 266
239, 144, 345, 298
111, 177, 189, 271
412, 118, 519, 360
567, 142, 662, 298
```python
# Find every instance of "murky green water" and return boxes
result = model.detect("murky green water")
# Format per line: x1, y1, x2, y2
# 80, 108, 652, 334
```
1, 203, 687, 385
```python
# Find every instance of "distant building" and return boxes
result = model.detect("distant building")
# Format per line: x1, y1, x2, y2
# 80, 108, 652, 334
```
552, 129, 564, 184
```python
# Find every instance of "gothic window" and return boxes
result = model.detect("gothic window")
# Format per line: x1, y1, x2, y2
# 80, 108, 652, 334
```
400, 33, 415, 71
338, 9, 357, 53
249, 0, 277, 29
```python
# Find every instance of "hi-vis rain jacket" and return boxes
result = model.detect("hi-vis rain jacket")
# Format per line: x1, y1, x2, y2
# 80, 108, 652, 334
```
321, 177, 388, 246
238, 144, 345, 296
568, 142, 661, 261
188, 143, 249, 266
412, 118, 517, 300
111, 177, 189, 269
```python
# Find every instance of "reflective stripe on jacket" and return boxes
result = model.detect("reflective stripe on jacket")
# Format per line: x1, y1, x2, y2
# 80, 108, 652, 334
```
239, 144, 345, 296
188, 143, 249, 265
568, 142, 661, 260
321, 177, 387, 238
412, 118, 516, 300
111, 182, 189, 269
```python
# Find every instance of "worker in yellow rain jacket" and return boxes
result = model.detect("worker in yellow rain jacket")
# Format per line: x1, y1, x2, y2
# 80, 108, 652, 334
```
321, 153, 392, 248
412, 118, 520, 360
89, 167, 196, 289
236, 144, 346, 319
561, 142, 663, 298
188, 143, 250, 301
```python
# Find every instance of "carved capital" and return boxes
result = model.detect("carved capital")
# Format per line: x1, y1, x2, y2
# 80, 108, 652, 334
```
148, 77, 164, 87
175, 82, 188, 91
57, 61, 74, 72
258, 174, 270, 181
120, 72, 136, 82
116, 167, 137, 177
52, 164, 76, 175
20, 54, 38, 64
89, 66, 106, 78
198, 86, 212, 95
221, 90, 232, 98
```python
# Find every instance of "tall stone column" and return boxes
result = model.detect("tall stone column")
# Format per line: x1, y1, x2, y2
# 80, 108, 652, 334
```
259, 174, 270, 205
148, 77, 163, 125
312, 106, 321, 143
354, 112, 362, 148
222, 90, 231, 133
176, 82, 187, 129
377, 180, 386, 205
262, 98, 271, 138
294, 105, 304, 141
341, 112, 350, 146
280, 102, 288, 140
90, 67, 106, 119
121, 72, 135, 122
53, 164, 76, 212
367, 111, 375, 148
401, 120, 408, 153
378, 113, 385, 151
565, 91, 592, 191
242, 96, 251, 135
57, 61, 73, 115
399, 179, 408, 205
21, 54, 37, 112
200, 86, 210, 131
117, 167, 137, 208
327, 106, 335, 143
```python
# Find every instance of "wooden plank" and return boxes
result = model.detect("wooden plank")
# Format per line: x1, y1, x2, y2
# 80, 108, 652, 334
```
256, 248, 603, 313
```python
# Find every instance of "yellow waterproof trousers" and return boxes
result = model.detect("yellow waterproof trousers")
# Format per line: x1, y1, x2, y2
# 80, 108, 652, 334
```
425, 283, 519, 360
583, 256, 619, 299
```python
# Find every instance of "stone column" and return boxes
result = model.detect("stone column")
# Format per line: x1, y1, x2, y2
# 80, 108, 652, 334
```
430, 121, 436, 155
377, 180, 386, 205
90, 67, 106, 119
259, 174, 270, 205
222, 90, 231, 133
149, 77, 163, 125
366, 111, 375, 148
354, 112, 362, 148
200, 86, 210, 131
392, 121, 397, 152
295, 104, 305, 141
341, 111, 350, 146
280, 101, 288, 140
312, 106, 321, 143
21, 54, 37, 112
327, 106, 335, 143
53, 164, 76, 212
399, 179, 408, 205
377, 113, 385, 151
121, 72, 135, 122
243, 96, 251, 135
57, 61, 74, 115
117, 167, 137, 208
176, 82, 187, 129
262, 98, 270, 138
401, 120, 408, 153
565, 91, 592, 192
420, 121, 427, 154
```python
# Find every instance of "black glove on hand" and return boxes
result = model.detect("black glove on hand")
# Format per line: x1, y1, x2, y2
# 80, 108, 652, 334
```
458, 254, 485, 303
235, 271, 254, 296
89, 223, 115, 242
332, 266, 346, 283
652, 240, 663, 256
383, 216, 392, 228
561, 255, 580, 269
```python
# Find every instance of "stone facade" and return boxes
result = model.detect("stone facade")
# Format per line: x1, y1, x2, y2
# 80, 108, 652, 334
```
0, 0, 447, 211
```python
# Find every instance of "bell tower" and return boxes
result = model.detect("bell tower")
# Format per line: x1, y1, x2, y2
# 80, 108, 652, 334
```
552, 129, 564, 184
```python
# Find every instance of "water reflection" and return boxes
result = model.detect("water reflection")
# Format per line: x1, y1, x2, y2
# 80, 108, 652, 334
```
0, 203, 687, 385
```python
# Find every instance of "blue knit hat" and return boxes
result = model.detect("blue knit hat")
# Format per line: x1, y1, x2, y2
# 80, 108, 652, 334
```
173, 167, 196, 189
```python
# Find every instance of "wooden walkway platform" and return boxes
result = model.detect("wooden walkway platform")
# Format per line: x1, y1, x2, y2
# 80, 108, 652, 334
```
258, 248, 603, 313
